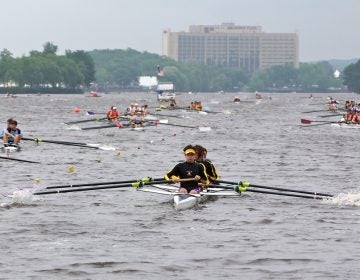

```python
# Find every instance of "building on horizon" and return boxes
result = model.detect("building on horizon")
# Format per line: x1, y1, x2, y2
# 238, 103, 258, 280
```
162, 23, 299, 73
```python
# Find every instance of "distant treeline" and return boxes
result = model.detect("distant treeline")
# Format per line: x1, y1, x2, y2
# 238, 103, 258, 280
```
0, 42, 95, 93
1, 42, 359, 93
89, 49, 346, 93
248, 62, 344, 93
89, 48, 248, 92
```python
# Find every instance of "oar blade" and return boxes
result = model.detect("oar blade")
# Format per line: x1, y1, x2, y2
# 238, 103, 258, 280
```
65, 125, 82, 131
301, 119, 312, 124
98, 145, 117, 151
199, 126, 212, 132
86, 143, 101, 148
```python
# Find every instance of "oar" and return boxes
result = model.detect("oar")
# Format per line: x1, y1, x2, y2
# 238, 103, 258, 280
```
33, 178, 195, 195
155, 106, 188, 111
308, 102, 327, 106
64, 117, 108, 125
81, 122, 130, 130
149, 112, 185, 119
0, 156, 40, 164
81, 121, 159, 131
22, 137, 116, 151
317, 114, 342, 118
86, 111, 131, 119
215, 180, 333, 197
202, 110, 219, 114
204, 110, 232, 115
208, 184, 330, 200
300, 119, 343, 127
86, 111, 106, 115
153, 120, 212, 131
302, 109, 330, 114
300, 118, 340, 124
86, 111, 132, 120
44, 177, 165, 190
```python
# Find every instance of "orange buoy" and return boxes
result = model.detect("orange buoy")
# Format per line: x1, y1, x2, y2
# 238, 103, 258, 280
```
74, 107, 81, 113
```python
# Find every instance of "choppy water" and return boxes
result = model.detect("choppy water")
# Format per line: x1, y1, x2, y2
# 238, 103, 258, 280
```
0, 91, 359, 280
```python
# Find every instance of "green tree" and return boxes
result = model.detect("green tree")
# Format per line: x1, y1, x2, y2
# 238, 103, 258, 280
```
42, 42, 58, 55
0, 49, 17, 85
17, 56, 44, 87
66, 50, 95, 86
343, 60, 360, 93
161, 66, 189, 91
297, 62, 340, 91
248, 71, 268, 91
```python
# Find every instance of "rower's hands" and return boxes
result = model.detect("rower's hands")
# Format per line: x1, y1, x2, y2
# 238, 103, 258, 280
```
194, 175, 201, 181
171, 176, 180, 183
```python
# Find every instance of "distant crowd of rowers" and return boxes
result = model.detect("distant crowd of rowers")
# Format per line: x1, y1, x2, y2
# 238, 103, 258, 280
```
106, 102, 150, 128
167, 99, 205, 111
105, 99, 208, 128
327, 97, 360, 124
343, 100, 360, 124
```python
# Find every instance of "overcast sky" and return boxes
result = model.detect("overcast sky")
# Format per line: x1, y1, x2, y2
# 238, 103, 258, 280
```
1, 0, 359, 62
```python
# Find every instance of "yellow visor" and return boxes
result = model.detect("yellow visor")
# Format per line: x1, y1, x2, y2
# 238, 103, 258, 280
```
184, 148, 196, 154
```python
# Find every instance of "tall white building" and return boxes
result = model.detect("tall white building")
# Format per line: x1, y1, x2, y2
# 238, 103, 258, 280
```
163, 23, 299, 73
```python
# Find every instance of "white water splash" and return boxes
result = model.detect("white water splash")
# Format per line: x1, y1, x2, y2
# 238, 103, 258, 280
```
323, 192, 360, 206
11, 189, 39, 204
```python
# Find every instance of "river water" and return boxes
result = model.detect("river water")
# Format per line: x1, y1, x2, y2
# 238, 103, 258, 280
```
0, 91, 359, 280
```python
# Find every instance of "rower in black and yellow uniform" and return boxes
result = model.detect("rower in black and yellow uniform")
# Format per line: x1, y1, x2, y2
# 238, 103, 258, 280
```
164, 145, 209, 194
194, 145, 220, 184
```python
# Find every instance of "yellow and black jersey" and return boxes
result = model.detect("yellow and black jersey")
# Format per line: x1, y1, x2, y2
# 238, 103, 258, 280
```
197, 159, 219, 183
164, 161, 209, 191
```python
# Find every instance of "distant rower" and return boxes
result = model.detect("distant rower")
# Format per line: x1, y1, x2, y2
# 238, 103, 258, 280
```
1, 119, 22, 147
130, 111, 145, 128
107, 106, 120, 122
126, 102, 138, 116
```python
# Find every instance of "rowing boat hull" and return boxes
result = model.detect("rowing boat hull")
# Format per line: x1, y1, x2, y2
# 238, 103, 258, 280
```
173, 194, 210, 210
1, 146, 20, 153
132, 127, 145, 131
